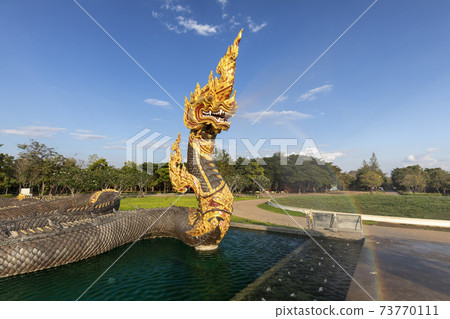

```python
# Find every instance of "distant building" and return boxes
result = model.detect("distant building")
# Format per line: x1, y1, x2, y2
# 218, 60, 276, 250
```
20, 188, 32, 197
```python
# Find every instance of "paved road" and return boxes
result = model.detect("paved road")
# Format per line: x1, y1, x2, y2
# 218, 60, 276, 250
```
233, 199, 308, 228
347, 225, 450, 300
233, 199, 450, 301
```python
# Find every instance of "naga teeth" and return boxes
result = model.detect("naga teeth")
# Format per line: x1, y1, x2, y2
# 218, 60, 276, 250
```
202, 109, 229, 123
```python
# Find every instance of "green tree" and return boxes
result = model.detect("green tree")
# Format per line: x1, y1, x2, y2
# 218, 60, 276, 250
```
425, 168, 450, 195
88, 154, 109, 171
293, 161, 332, 193
355, 153, 385, 191
85, 155, 118, 191
263, 153, 282, 191
326, 163, 345, 190
340, 172, 356, 190
391, 165, 423, 191
401, 173, 426, 193
243, 160, 266, 194
16, 140, 65, 196
214, 149, 237, 182
260, 153, 338, 193
135, 163, 154, 195
369, 152, 381, 171
59, 160, 87, 196
360, 171, 384, 192
156, 166, 171, 193
243, 161, 264, 180
252, 175, 270, 192
0, 147, 17, 194
225, 174, 249, 194
116, 162, 152, 193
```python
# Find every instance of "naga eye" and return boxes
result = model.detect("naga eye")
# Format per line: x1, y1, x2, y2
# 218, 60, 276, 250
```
208, 96, 213, 101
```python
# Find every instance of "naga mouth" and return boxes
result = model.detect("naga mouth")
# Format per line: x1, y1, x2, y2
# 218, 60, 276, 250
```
201, 109, 233, 123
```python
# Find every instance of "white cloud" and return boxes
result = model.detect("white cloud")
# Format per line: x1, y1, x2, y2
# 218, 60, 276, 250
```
162, 1, 191, 13
229, 16, 239, 27
103, 140, 126, 150
172, 5, 190, 13
240, 110, 311, 121
70, 132, 107, 140
165, 23, 185, 34
75, 129, 92, 134
274, 95, 288, 104
217, 0, 227, 9
247, 16, 267, 33
404, 148, 448, 169
321, 152, 345, 162
144, 98, 171, 108
176, 17, 218, 36
152, 11, 160, 18
0, 126, 66, 138
297, 84, 333, 102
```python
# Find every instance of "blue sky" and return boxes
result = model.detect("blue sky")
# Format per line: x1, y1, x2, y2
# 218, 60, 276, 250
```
0, 0, 449, 173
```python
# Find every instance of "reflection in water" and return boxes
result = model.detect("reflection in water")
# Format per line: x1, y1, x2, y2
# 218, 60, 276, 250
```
234, 238, 365, 301
0, 229, 305, 301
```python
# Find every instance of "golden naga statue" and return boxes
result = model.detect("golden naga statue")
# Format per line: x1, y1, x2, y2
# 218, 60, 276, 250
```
169, 29, 243, 249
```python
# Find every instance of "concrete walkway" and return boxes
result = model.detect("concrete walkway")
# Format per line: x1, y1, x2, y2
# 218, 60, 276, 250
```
233, 199, 308, 229
233, 199, 450, 301
267, 201, 450, 229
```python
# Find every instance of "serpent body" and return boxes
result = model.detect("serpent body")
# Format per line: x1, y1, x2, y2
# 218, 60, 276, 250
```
0, 202, 220, 278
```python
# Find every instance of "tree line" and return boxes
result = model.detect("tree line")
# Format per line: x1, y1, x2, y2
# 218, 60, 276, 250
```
0, 141, 449, 196
338, 153, 449, 195
0, 141, 170, 196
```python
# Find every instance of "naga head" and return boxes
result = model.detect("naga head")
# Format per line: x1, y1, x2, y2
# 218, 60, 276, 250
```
184, 29, 242, 133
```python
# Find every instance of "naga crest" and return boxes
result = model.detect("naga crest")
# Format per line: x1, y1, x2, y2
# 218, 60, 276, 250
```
184, 29, 242, 132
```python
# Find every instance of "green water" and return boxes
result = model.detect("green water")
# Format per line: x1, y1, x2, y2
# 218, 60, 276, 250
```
0, 229, 306, 300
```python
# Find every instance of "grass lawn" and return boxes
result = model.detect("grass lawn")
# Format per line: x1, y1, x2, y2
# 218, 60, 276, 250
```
119, 195, 255, 211
257, 202, 306, 217
230, 215, 295, 228
272, 194, 450, 220
119, 195, 290, 228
